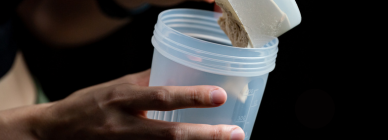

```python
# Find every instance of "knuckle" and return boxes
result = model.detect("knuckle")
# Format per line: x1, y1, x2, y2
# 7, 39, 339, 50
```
150, 88, 170, 107
103, 84, 130, 106
98, 121, 120, 137
155, 126, 182, 140
210, 127, 223, 140
167, 126, 183, 140
211, 125, 234, 140
186, 88, 203, 105
110, 85, 126, 99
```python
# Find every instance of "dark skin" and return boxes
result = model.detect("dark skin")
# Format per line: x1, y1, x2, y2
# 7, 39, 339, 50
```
0, 69, 245, 140
0, 0, 245, 139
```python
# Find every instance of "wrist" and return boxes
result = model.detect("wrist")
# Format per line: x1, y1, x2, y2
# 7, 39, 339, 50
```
0, 103, 54, 139
29, 103, 61, 140
31, 99, 98, 140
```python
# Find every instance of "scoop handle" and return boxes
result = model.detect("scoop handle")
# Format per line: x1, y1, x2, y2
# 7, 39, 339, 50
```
273, 0, 302, 36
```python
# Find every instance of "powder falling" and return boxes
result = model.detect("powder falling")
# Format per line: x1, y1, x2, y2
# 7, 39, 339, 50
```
216, 1, 251, 48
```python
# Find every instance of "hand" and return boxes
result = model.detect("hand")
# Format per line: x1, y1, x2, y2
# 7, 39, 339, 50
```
116, 0, 215, 9
32, 69, 245, 140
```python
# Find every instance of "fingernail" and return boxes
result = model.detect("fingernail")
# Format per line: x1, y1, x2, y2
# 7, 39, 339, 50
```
211, 89, 226, 105
230, 128, 245, 140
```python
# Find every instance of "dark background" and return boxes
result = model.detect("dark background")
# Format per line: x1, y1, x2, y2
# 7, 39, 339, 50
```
4, 0, 360, 139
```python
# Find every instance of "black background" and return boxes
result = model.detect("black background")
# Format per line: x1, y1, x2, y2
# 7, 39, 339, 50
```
6, 0, 362, 139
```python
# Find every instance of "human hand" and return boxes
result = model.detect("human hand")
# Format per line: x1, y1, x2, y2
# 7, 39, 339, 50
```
33, 69, 245, 140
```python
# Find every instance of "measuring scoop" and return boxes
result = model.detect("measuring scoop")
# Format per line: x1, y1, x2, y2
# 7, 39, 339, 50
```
215, 0, 302, 48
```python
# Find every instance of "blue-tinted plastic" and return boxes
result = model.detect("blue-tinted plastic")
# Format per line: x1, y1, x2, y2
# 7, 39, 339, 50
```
147, 9, 279, 140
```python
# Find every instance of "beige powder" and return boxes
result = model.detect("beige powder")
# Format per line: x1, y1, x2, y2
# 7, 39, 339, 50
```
217, 2, 250, 48
215, 1, 254, 103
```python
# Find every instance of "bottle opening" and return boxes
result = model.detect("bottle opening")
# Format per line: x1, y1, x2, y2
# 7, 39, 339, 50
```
183, 33, 232, 46
152, 9, 279, 77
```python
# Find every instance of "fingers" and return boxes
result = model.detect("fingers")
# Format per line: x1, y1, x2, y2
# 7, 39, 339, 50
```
101, 84, 227, 111
71, 69, 150, 95
132, 118, 245, 140
132, 85, 227, 110
173, 123, 245, 140
169, 123, 245, 140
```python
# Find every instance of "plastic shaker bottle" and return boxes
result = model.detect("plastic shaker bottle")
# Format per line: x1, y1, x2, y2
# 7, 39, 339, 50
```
146, 1, 301, 139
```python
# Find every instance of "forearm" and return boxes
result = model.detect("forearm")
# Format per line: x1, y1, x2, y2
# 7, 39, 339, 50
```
0, 103, 53, 140
1, 69, 243, 140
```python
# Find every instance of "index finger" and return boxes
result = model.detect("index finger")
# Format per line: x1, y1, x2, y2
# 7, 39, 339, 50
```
132, 117, 245, 140
102, 84, 227, 111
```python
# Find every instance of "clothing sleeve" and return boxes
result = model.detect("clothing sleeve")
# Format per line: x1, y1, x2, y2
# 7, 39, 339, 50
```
0, 0, 23, 24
